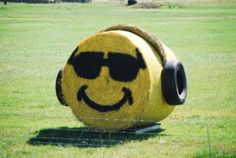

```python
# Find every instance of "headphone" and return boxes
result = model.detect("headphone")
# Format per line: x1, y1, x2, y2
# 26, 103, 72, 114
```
56, 25, 187, 106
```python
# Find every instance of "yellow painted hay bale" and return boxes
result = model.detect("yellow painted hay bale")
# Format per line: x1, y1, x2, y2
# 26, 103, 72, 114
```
56, 24, 187, 130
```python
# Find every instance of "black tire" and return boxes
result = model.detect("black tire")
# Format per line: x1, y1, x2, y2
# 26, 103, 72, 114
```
161, 61, 187, 105
55, 70, 68, 106
127, 0, 137, 6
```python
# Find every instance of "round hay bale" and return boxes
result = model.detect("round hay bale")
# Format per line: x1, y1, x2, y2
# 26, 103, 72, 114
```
56, 24, 187, 130
133, 2, 161, 9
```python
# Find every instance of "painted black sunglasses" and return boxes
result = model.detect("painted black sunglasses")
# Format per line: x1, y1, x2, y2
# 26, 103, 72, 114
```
68, 48, 146, 82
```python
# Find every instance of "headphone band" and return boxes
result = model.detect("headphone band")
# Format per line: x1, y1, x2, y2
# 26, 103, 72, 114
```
99, 24, 167, 66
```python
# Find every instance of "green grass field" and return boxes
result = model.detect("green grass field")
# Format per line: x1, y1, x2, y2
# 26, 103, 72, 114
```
0, 2, 236, 157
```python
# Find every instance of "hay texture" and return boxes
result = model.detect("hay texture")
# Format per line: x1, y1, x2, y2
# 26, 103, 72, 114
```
60, 24, 177, 130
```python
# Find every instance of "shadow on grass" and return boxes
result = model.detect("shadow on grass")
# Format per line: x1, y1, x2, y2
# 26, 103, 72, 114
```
28, 126, 165, 148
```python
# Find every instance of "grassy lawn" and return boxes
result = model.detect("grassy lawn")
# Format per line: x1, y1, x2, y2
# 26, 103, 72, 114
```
0, 2, 236, 157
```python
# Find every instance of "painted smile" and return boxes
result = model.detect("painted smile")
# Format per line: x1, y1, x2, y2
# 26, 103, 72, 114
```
77, 85, 133, 112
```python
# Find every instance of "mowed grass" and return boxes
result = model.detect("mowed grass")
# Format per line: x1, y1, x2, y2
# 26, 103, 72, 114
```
0, 2, 236, 157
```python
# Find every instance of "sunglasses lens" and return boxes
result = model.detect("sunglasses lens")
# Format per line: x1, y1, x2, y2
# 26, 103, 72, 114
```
108, 53, 139, 82
73, 52, 103, 79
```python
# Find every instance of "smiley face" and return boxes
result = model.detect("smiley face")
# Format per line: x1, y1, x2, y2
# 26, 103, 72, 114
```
61, 31, 152, 130
67, 46, 146, 112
